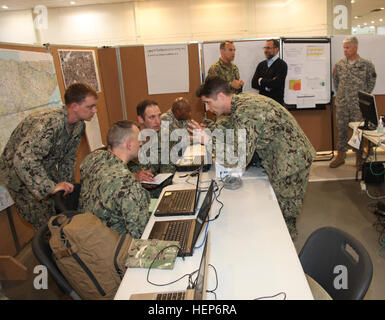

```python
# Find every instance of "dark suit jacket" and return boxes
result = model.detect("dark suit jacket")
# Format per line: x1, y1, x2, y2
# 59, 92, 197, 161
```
251, 58, 288, 105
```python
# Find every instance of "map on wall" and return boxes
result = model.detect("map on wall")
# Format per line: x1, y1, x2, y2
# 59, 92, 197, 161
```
0, 48, 62, 152
58, 49, 101, 92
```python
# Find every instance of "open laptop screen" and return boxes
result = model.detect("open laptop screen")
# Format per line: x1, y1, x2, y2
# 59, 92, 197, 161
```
192, 180, 214, 246
193, 233, 209, 300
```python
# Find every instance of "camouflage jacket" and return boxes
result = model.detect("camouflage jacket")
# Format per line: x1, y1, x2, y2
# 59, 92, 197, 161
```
207, 59, 242, 94
333, 56, 377, 107
212, 93, 316, 181
136, 128, 177, 175
160, 109, 190, 130
0, 106, 85, 200
78, 149, 151, 237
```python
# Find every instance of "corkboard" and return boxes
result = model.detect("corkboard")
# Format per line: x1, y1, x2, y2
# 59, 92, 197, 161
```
97, 47, 124, 124
119, 43, 204, 123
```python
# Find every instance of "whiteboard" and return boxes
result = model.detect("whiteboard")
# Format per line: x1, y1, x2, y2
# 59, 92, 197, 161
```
331, 35, 384, 94
202, 40, 266, 93
282, 39, 331, 107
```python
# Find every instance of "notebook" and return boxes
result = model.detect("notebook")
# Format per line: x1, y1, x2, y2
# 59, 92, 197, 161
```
154, 166, 202, 217
148, 180, 214, 257
130, 232, 210, 300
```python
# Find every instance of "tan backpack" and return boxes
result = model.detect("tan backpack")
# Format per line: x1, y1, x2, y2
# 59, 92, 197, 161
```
48, 212, 133, 300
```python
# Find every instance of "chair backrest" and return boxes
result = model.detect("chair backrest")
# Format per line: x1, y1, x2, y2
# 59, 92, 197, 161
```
31, 211, 81, 300
299, 227, 373, 300
54, 183, 81, 213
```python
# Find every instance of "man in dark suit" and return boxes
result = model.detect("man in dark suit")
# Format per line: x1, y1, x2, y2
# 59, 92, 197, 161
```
251, 39, 288, 105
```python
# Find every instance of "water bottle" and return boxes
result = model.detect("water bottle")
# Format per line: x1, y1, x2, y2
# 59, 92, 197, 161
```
378, 117, 384, 133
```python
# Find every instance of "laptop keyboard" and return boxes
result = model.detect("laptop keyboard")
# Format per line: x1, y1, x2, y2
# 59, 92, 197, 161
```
156, 291, 186, 300
157, 190, 195, 213
164, 220, 192, 252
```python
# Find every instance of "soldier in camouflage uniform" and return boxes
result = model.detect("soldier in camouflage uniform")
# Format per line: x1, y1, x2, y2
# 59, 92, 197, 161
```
161, 97, 192, 131
191, 77, 316, 239
207, 41, 244, 94
0, 83, 98, 231
136, 100, 176, 174
207, 41, 244, 129
161, 97, 192, 155
78, 121, 151, 238
330, 36, 377, 168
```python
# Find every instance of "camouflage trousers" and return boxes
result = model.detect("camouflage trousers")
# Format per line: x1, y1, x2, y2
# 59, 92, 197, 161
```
336, 103, 363, 152
270, 164, 311, 239
7, 185, 56, 232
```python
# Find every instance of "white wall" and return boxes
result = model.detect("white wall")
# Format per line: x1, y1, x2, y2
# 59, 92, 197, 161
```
0, 0, 328, 46
253, 0, 328, 37
0, 10, 36, 44
38, 3, 137, 46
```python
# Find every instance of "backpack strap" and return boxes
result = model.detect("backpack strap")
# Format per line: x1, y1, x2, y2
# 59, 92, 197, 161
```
48, 214, 78, 259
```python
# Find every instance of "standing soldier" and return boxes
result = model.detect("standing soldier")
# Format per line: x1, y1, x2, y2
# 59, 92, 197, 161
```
207, 41, 244, 94
0, 83, 98, 231
189, 77, 316, 239
330, 36, 377, 168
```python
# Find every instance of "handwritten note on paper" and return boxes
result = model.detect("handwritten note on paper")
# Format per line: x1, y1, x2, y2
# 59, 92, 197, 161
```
144, 44, 189, 95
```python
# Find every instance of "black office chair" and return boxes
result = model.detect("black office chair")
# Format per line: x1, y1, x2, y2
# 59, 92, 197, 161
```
31, 211, 82, 300
299, 227, 373, 300
54, 183, 81, 213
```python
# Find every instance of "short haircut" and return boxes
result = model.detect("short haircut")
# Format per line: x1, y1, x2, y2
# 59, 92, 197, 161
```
172, 97, 190, 113
220, 41, 233, 50
343, 36, 358, 46
107, 120, 137, 149
196, 76, 232, 98
64, 82, 97, 105
136, 99, 158, 119
267, 39, 280, 49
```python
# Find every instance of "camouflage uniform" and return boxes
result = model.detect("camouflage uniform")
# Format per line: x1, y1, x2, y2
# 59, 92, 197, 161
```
212, 93, 316, 238
78, 149, 151, 238
207, 59, 242, 94
207, 59, 242, 126
0, 106, 85, 231
333, 56, 377, 152
160, 109, 190, 131
137, 128, 177, 176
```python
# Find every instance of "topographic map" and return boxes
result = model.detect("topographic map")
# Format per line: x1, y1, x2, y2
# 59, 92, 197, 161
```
0, 49, 62, 152
58, 49, 100, 92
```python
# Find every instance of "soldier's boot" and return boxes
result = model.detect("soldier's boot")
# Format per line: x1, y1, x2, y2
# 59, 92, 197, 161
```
329, 151, 346, 168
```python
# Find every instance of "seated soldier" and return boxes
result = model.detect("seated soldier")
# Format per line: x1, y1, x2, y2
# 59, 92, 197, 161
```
129, 100, 175, 198
78, 121, 151, 238
161, 97, 192, 130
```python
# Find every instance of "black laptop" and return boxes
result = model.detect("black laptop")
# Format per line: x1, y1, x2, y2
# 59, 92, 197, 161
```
148, 180, 214, 256
154, 166, 202, 217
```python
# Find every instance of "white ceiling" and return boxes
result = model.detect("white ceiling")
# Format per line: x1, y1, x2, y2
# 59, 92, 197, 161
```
351, 0, 385, 28
0, 0, 139, 11
0, 0, 384, 27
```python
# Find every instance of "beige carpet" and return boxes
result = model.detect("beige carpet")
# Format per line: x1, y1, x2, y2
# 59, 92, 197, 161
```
309, 151, 358, 182
310, 149, 385, 182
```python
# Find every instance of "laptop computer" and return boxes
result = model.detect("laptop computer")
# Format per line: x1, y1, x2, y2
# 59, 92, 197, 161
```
130, 233, 210, 300
154, 166, 202, 217
176, 144, 212, 172
148, 180, 214, 257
